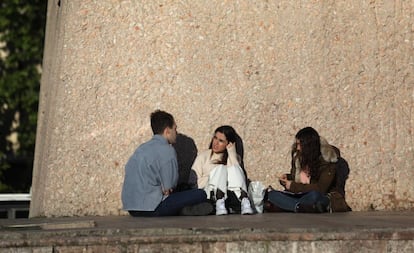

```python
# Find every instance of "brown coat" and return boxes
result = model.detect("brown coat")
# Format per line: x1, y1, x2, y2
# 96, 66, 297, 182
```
288, 157, 336, 194
287, 138, 352, 212
287, 136, 338, 194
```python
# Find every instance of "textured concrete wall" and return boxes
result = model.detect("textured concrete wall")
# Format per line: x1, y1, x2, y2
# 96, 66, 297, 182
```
30, 0, 413, 217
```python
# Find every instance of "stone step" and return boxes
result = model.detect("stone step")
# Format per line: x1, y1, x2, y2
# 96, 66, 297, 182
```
0, 211, 413, 252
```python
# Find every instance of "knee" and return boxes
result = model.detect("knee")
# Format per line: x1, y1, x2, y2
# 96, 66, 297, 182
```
307, 191, 323, 201
267, 190, 283, 201
193, 189, 207, 199
211, 165, 228, 177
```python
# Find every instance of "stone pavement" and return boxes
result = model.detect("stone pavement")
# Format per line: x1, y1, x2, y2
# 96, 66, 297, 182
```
0, 211, 413, 252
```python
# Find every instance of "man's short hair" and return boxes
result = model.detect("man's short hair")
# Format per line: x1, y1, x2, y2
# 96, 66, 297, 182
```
150, 110, 175, 135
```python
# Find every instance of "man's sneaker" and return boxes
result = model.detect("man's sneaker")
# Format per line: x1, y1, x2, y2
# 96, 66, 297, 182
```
241, 197, 254, 215
215, 198, 228, 215
180, 202, 213, 216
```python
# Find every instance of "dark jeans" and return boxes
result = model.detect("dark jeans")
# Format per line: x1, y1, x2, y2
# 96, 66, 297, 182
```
128, 188, 207, 217
267, 190, 329, 212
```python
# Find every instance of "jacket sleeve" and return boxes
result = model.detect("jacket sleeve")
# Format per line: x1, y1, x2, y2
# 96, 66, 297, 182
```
227, 145, 240, 167
289, 162, 335, 194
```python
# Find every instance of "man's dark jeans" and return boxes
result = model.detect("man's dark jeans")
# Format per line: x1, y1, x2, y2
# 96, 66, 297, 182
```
128, 188, 207, 217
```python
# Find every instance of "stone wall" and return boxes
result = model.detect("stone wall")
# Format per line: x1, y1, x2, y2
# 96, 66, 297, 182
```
30, 0, 413, 217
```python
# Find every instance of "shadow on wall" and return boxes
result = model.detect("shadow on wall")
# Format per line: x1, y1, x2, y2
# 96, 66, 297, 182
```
172, 133, 198, 187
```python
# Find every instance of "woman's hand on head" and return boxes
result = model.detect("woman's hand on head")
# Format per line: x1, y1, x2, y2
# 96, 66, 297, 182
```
226, 142, 235, 149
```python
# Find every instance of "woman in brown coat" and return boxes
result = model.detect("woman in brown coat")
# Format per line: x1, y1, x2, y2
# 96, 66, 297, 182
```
267, 127, 337, 213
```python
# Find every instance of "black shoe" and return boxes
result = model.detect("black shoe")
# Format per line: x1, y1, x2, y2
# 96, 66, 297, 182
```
180, 202, 214, 216
240, 188, 248, 199
216, 189, 225, 200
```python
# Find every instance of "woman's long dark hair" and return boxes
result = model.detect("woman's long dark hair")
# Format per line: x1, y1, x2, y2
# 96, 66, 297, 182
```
209, 125, 238, 165
292, 127, 321, 179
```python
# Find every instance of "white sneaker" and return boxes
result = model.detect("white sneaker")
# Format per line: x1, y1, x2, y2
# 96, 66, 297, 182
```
215, 198, 228, 215
241, 197, 254, 215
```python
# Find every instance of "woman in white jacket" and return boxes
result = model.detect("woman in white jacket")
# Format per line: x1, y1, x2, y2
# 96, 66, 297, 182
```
191, 125, 253, 215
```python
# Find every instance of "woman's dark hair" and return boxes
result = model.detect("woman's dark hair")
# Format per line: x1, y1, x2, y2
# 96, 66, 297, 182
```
209, 125, 238, 165
292, 127, 321, 179
150, 110, 175, 135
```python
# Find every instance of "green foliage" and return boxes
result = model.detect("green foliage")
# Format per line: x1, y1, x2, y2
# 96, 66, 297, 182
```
0, 0, 47, 192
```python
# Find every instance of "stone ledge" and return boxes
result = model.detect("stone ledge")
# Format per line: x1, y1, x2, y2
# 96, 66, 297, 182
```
1, 227, 414, 247
0, 211, 413, 252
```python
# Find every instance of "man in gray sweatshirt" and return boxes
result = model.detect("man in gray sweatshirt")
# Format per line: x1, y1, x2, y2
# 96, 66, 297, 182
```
122, 110, 211, 216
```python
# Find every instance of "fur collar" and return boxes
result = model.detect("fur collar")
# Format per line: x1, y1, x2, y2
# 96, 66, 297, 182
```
320, 136, 338, 163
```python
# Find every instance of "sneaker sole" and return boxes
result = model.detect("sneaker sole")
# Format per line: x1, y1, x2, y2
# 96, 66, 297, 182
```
241, 209, 254, 215
215, 209, 228, 215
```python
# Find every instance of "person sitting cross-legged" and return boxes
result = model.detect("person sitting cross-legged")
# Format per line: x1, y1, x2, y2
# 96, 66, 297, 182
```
121, 110, 212, 217
265, 127, 341, 213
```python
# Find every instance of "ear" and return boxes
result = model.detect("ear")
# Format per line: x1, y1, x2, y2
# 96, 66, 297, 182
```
162, 126, 171, 138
